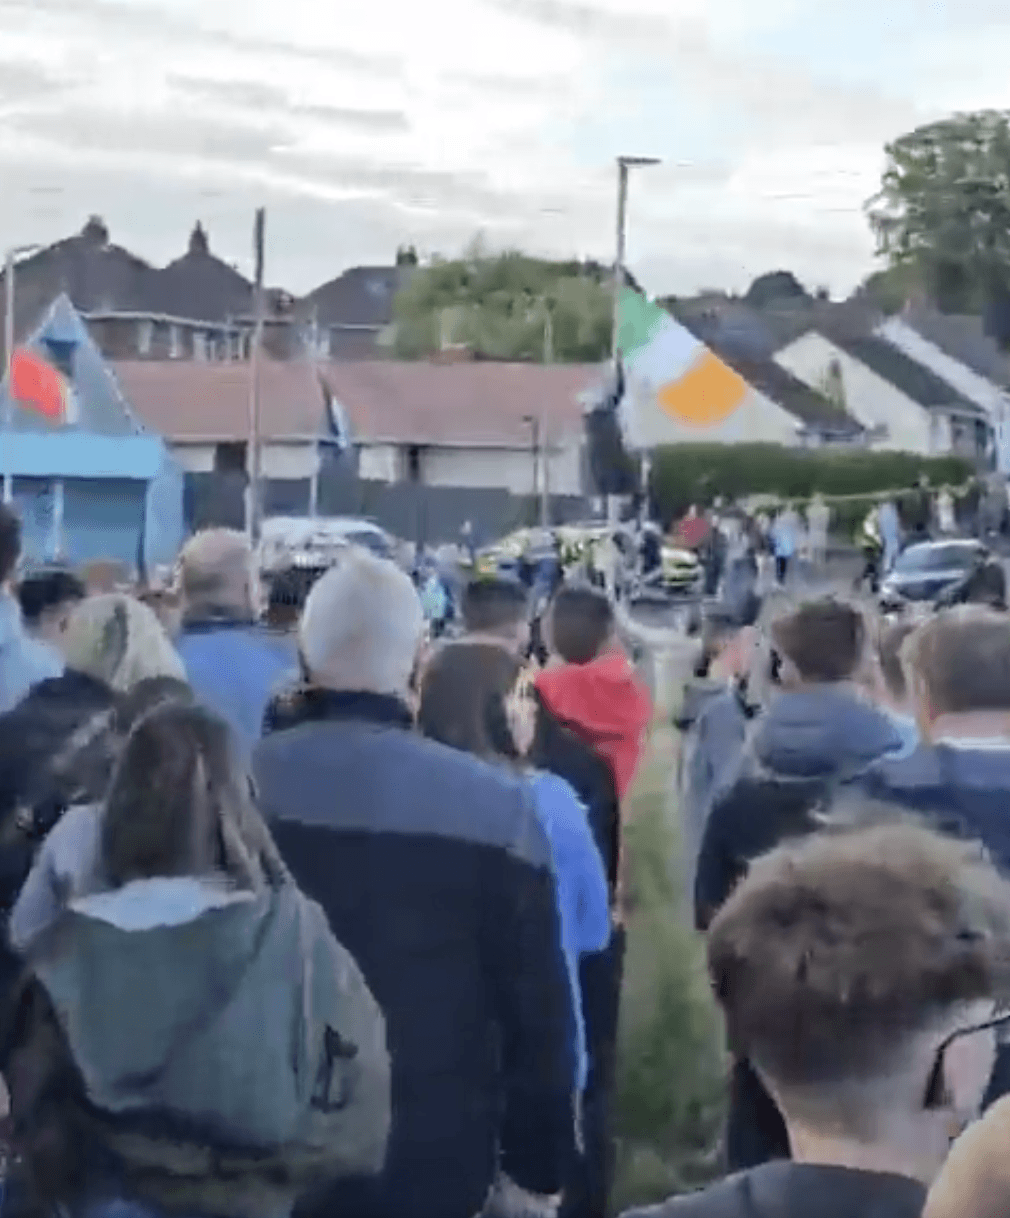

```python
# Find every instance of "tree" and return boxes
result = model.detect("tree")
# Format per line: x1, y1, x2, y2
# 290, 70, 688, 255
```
395, 244, 418, 267
391, 248, 614, 361
743, 271, 809, 308
866, 110, 1010, 315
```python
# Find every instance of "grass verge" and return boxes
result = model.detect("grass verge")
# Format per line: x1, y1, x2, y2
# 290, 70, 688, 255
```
610, 724, 726, 1213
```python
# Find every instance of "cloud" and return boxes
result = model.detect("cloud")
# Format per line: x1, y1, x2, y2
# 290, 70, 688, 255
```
0, 0, 1005, 300
1, 0, 402, 76
167, 76, 410, 133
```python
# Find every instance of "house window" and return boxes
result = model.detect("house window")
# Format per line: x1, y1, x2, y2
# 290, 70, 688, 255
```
169, 325, 181, 359
137, 319, 153, 356
214, 441, 247, 474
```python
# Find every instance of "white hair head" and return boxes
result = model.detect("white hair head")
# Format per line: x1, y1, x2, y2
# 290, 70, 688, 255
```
300, 550, 425, 697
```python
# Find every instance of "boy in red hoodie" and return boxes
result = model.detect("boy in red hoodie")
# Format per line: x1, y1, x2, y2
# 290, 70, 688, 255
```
533, 585, 652, 1218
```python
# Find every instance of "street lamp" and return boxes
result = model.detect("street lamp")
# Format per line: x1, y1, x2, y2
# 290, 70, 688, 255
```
522, 413, 543, 526
3, 243, 42, 503
612, 156, 660, 362
608, 156, 659, 576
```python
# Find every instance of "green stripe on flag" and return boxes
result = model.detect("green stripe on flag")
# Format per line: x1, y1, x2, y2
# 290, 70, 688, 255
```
616, 287, 671, 359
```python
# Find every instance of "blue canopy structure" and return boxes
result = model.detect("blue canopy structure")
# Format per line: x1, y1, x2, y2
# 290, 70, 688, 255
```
0, 294, 184, 570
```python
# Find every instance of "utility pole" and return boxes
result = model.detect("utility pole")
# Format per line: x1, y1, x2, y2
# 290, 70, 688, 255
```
609, 156, 659, 573
247, 208, 265, 544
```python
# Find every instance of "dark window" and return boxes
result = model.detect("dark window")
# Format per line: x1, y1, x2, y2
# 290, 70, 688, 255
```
214, 441, 247, 474
43, 339, 75, 378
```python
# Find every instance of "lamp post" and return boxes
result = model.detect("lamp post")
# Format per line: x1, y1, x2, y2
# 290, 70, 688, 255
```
523, 414, 541, 526
3, 243, 42, 503
609, 156, 659, 578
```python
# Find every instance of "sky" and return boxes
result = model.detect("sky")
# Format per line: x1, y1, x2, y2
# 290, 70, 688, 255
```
0, 0, 1008, 299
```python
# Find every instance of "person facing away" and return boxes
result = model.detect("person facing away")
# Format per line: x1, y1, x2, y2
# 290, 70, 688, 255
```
0, 506, 64, 714
770, 507, 797, 585
878, 497, 902, 572
533, 585, 650, 1218
417, 640, 609, 1098
536, 586, 652, 815
1, 701, 390, 1218
0, 594, 186, 917
8, 675, 195, 951
175, 529, 293, 759
621, 815, 1010, 1218
460, 574, 531, 655
694, 598, 902, 1172
17, 567, 86, 661
676, 606, 760, 894
253, 550, 577, 1218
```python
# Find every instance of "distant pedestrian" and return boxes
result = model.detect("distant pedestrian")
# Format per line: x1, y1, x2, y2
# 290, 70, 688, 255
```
770, 506, 797, 586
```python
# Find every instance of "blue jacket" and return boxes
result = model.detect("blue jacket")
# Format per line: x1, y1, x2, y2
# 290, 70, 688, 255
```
177, 620, 293, 759
859, 743, 1010, 872
254, 690, 577, 1218
695, 686, 902, 929
0, 592, 63, 714
529, 770, 610, 1091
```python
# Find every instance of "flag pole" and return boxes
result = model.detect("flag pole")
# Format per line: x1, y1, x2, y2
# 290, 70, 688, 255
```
248, 208, 266, 545
4, 248, 14, 504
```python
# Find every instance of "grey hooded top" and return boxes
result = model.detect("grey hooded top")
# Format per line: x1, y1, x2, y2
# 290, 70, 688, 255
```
27, 875, 391, 1218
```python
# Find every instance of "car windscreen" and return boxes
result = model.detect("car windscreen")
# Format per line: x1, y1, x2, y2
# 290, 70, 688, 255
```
894, 543, 980, 574
346, 531, 391, 557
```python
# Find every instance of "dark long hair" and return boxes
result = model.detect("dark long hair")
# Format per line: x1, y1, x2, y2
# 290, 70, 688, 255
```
418, 643, 521, 762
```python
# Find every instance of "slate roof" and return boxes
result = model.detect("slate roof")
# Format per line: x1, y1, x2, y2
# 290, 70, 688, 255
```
821, 330, 988, 417
146, 223, 253, 323
900, 303, 1010, 387
668, 302, 862, 433
0, 294, 148, 437
300, 266, 412, 328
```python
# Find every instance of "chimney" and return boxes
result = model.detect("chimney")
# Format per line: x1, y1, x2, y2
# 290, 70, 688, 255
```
188, 222, 210, 257
81, 215, 109, 246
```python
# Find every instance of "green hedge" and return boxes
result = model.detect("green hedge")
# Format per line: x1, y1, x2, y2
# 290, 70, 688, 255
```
649, 444, 973, 523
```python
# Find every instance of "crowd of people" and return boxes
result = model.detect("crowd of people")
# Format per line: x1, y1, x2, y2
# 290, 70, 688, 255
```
0, 504, 657, 1218
7, 486, 1010, 1217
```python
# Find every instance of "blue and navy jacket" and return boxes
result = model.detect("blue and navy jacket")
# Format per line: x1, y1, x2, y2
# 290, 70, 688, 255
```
254, 691, 576, 1218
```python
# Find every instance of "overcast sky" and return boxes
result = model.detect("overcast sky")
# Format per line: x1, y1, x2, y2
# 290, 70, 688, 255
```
0, 0, 1006, 298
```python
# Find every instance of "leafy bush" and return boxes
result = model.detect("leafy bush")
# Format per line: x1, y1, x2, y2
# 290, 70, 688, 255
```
649, 443, 973, 524
612, 729, 726, 1212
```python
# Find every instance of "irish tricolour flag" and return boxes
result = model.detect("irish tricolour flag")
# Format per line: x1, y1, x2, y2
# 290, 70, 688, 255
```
616, 288, 748, 449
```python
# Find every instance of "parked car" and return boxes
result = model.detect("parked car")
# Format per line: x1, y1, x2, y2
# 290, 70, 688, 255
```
879, 539, 990, 611
259, 516, 394, 575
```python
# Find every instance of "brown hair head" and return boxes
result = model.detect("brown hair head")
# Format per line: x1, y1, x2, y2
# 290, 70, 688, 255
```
418, 642, 521, 761
102, 702, 285, 890
549, 585, 614, 665
770, 597, 865, 684
708, 818, 1010, 1094
906, 606, 1010, 716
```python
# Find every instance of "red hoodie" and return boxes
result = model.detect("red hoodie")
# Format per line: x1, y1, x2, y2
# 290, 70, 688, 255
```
535, 650, 652, 800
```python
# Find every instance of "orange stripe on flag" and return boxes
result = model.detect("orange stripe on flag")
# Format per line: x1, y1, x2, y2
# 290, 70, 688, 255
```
9, 349, 69, 422
656, 349, 747, 427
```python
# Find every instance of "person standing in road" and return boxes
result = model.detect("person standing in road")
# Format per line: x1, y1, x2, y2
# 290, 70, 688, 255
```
175, 529, 293, 760
255, 551, 577, 1218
